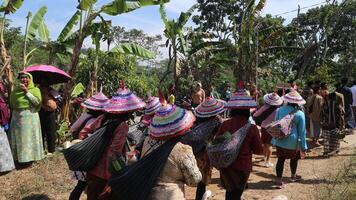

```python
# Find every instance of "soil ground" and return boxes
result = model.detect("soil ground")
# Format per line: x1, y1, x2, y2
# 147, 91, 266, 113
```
1, 130, 355, 200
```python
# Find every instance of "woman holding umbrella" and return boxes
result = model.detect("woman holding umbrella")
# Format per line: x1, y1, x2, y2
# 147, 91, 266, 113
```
9, 72, 45, 165
23, 65, 71, 155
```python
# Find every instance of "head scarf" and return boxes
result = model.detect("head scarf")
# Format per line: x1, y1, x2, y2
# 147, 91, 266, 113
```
10, 72, 42, 111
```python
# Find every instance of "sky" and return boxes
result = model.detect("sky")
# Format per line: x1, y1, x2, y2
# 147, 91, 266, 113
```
4, 0, 332, 55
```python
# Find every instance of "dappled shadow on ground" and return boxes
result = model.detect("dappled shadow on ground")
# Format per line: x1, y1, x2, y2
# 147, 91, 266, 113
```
22, 194, 50, 200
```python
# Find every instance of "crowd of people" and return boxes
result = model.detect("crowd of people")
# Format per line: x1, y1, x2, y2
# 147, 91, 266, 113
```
1, 71, 356, 200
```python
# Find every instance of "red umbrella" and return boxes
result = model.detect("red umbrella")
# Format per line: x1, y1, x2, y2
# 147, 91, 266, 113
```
23, 65, 71, 85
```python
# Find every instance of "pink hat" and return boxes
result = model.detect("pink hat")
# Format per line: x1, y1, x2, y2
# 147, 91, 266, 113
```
226, 89, 257, 109
195, 97, 226, 118
282, 90, 306, 105
144, 96, 161, 116
149, 104, 195, 140
104, 81, 145, 114
263, 93, 283, 106
81, 92, 109, 111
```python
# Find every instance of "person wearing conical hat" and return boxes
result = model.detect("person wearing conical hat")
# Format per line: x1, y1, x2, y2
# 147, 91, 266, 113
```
191, 97, 226, 200
132, 95, 161, 153
86, 81, 146, 200
215, 81, 263, 200
68, 90, 109, 200
272, 90, 308, 189
139, 95, 201, 200
253, 92, 283, 168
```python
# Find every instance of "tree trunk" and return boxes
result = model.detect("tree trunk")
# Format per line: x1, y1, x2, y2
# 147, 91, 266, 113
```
60, 38, 84, 122
173, 40, 177, 86
0, 42, 13, 93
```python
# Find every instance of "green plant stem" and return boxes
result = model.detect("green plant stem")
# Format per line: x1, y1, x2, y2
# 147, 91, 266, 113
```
0, 13, 7, 45
23, 12, 31, 68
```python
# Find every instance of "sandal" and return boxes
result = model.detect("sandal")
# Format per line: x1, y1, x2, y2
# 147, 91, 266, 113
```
291, 175, 302, 182
276, 180, 286, 189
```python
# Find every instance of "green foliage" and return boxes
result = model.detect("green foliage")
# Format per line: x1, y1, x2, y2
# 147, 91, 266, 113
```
26, 6, 48, 43
76, 49, 159, 97
57, 120, 71, 144
71, 83, 85, 98
78, 0, 98, 10
57, 10, 81, 42
0, 0, 24, 14
111, 43, 155, 59
102, 0, 168, 16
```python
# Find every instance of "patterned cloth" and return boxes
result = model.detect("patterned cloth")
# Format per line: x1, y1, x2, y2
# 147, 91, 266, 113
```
323, 130, 340, 155
81, 92, 109, 111
10, 109, 45, 163
321, 92, 345, 130
71, 171, 87, 181
0, 128, 15, 172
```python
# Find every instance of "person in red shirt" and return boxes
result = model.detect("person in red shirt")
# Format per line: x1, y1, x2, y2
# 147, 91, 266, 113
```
216, 84, 263, 200
85, 82, 146, 200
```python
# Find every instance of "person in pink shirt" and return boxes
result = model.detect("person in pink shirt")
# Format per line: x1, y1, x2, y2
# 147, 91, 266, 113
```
86, 82, 145, 200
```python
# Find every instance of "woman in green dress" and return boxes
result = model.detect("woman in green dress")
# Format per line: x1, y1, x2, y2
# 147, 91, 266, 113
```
9, 72, 44, 164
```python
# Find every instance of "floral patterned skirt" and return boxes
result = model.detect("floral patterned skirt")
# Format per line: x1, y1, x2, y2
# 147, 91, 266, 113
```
0, 128, 15, 172
10, 110, 45, 163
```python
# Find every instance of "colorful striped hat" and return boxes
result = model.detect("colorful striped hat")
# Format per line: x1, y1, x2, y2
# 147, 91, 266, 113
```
149, 104, 196, 140
104, 81, 145, 114
144, 96, 161, 116
195, 97, 226, 118
81, 91, 109, 111
263, 93, 283, 106
226, 89, 257, 109
282, 90, 306, 105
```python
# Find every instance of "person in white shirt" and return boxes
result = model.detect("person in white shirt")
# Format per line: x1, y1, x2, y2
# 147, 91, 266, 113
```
351, 80, 356, 106
351, 80, 356, 125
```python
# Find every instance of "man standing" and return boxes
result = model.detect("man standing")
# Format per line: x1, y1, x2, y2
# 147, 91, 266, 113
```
320, 84, 345, 156
340, 78, 355, 129
307, 85, 324, 146
191, 82, 205, 108
351, 80, 356, 124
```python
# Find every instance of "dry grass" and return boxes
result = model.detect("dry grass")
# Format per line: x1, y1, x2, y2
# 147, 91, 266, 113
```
0, 153, 76, 200
317, 150, 356, 200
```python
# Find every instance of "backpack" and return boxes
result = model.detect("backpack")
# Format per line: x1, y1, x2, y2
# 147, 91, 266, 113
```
206, 122, 251, 169
265, 108, 298, 140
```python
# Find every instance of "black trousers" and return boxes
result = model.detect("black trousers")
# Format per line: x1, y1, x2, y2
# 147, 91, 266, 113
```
276, 157, 298, 178
69, 181, 87, 200
225, 188, 244, 200
39, 109, 57, 153
195, 181, 206, 200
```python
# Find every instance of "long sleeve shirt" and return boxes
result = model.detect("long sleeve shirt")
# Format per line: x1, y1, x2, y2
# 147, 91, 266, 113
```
271, 105, 308, 151
216, 116, 263, 173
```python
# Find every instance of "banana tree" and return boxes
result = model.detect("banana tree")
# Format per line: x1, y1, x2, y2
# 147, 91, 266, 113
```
59, 0, 169, 121
235, 0, 266, 84
0, 0, 24, 91
23, 6, 49, 68
159, 3, 196, 84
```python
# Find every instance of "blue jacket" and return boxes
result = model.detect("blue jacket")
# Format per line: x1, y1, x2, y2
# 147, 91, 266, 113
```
271, 105, 308, 151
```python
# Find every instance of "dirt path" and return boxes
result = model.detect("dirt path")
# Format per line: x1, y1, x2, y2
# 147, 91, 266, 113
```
185, 130, 356, 200
1, 131, 355, 200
